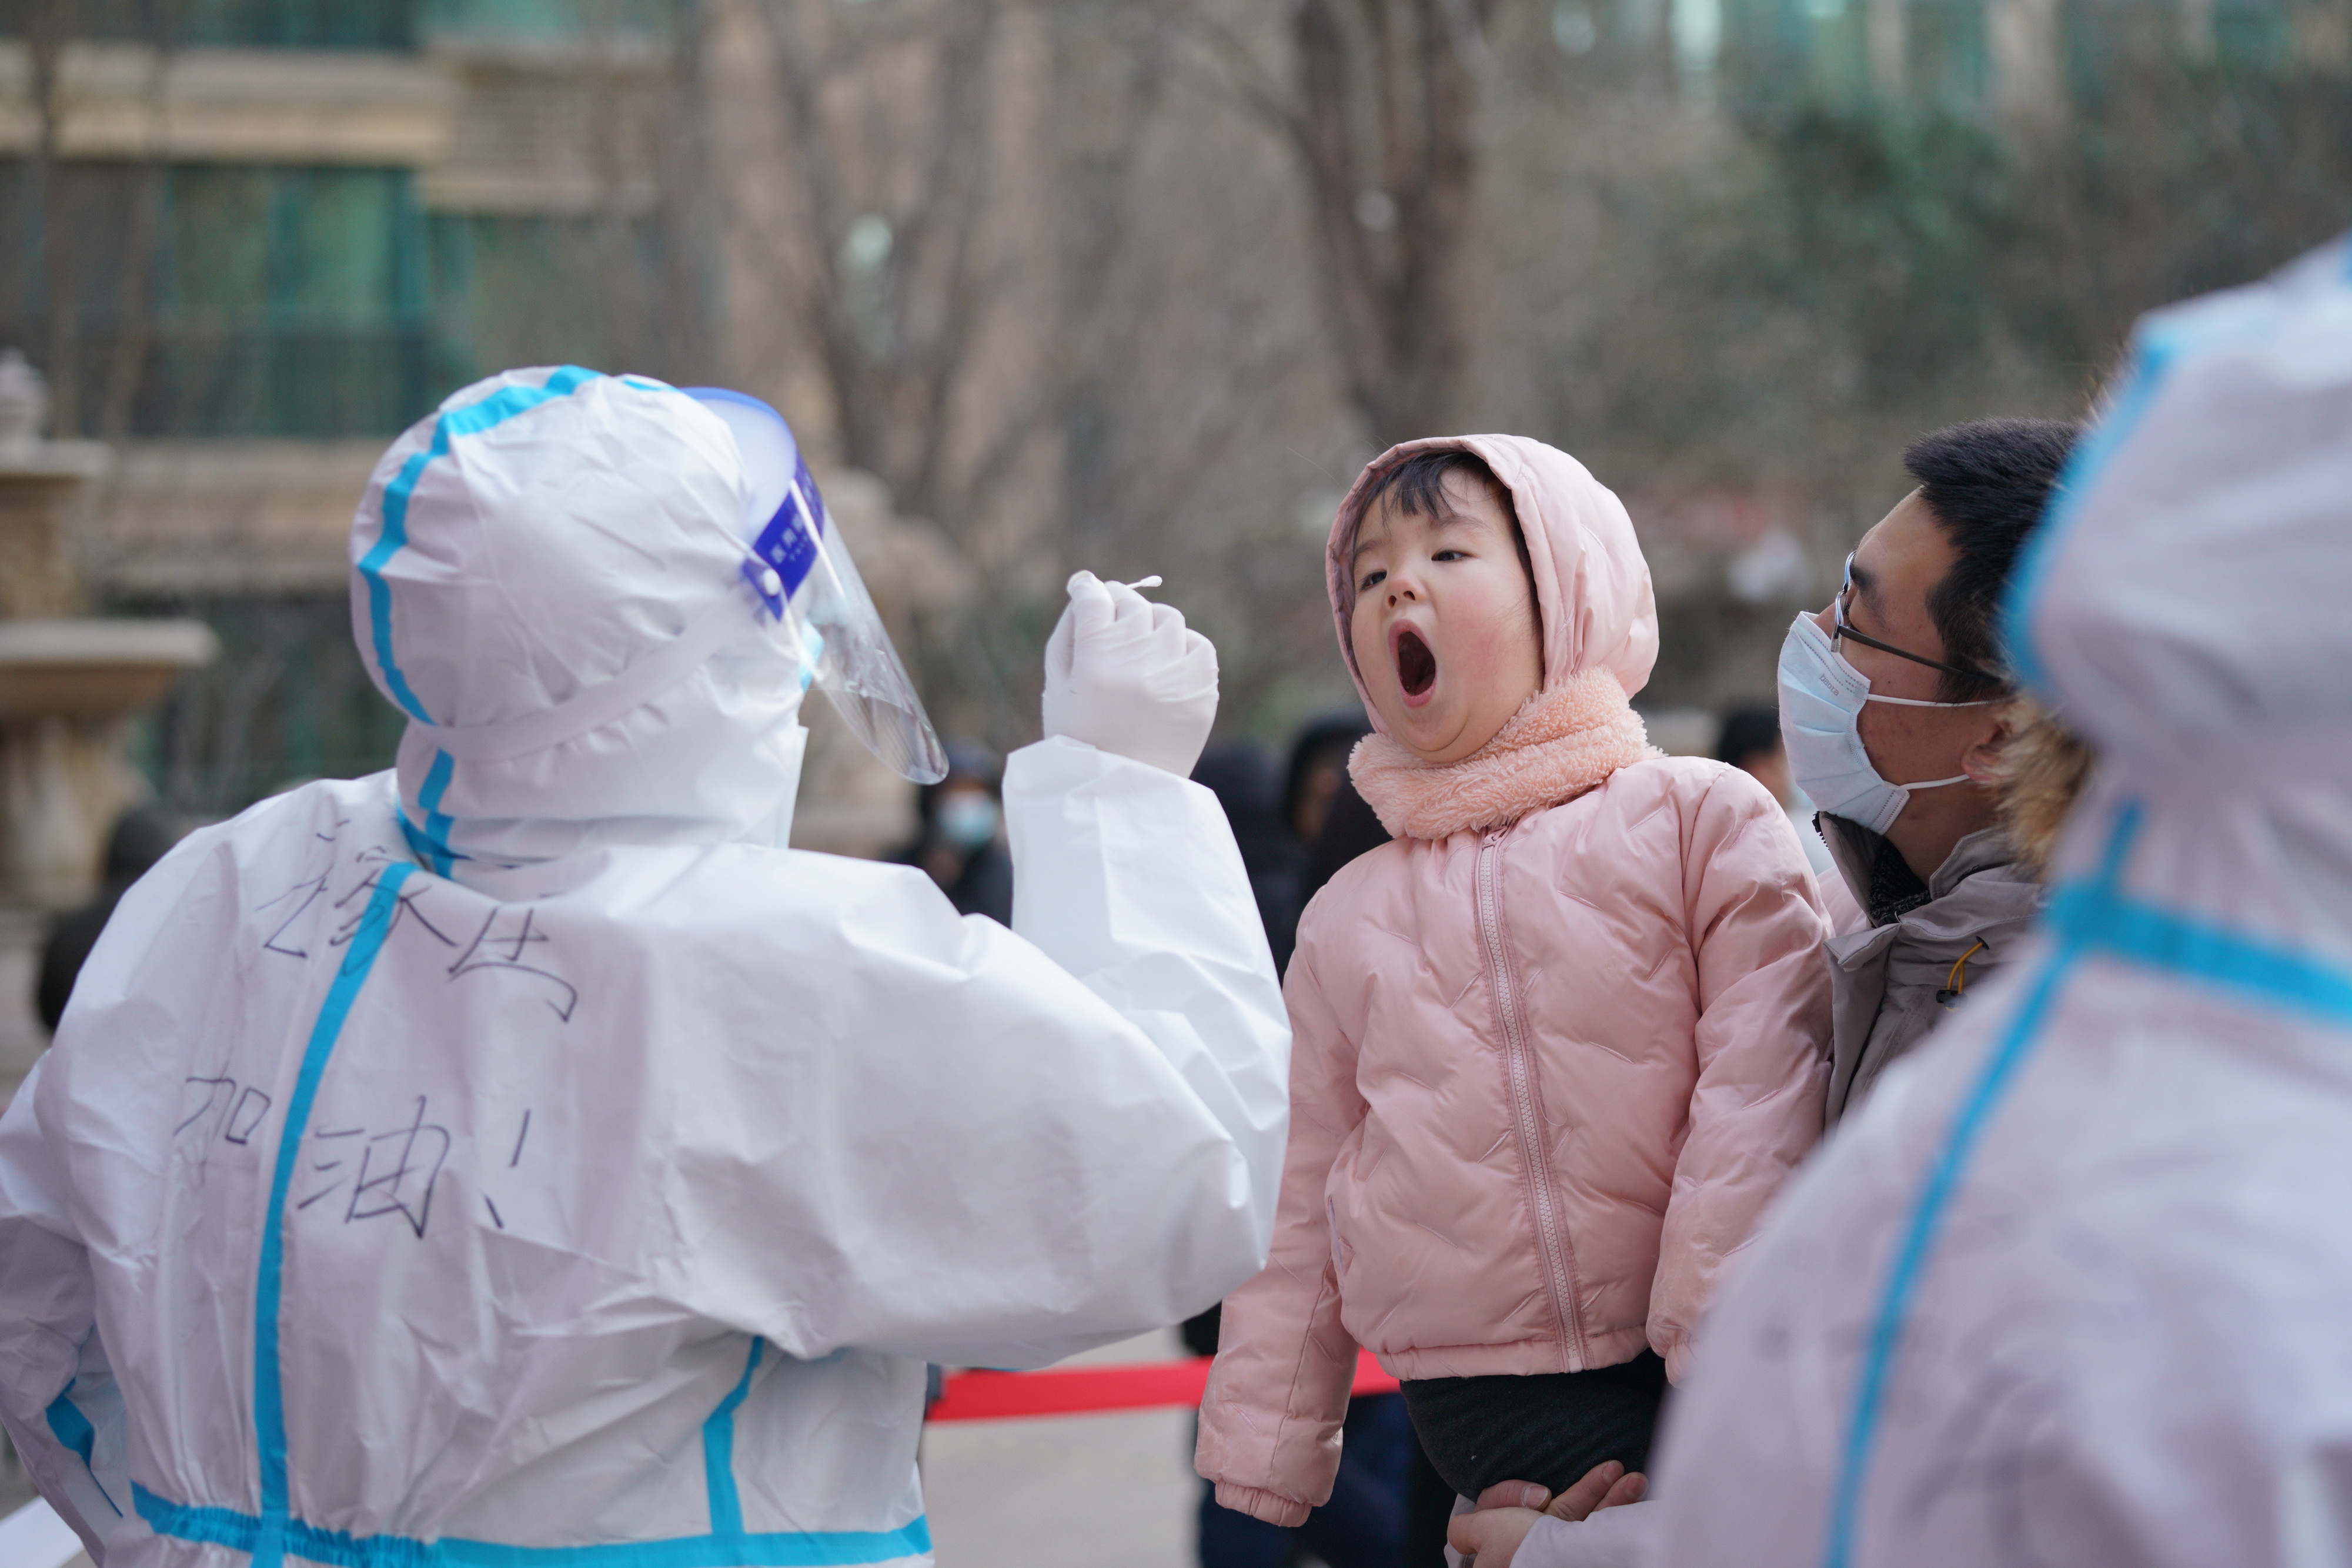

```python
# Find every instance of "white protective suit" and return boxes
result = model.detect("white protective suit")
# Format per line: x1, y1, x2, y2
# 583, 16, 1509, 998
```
1638, 238, 2352, 1565
0, 367, 1291, 1566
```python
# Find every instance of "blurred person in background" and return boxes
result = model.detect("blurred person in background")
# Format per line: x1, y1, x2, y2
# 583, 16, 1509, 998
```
1194, 744, 1309, 977
1305, 776, 1391, 910
1287, 720, 1399, 941
35, 807, 178, 1037
891, 743, 1013, 924
1284, 718, 1372, 859
1713, 706, 1832, 877
1187, 1327, 1414, 1568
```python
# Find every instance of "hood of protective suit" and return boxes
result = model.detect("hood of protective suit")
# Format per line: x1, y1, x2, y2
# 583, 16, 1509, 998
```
2012, 238, 2352, 771
2007, 233, 2352, 966
350, 367, 813, 878
1324, 434, 1661, 725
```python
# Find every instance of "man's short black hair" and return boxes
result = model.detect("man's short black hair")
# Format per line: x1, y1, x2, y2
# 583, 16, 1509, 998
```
1903, 417, 2079, 702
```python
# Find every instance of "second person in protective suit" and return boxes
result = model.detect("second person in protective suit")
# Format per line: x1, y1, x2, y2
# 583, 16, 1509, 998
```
0, 367, 1291, 1567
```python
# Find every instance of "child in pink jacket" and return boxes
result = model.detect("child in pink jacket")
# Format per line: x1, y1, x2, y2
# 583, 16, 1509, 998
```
1195, 436, 1832, 1520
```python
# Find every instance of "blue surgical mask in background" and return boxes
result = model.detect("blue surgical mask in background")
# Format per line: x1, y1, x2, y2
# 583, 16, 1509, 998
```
936, 790, 1001, 851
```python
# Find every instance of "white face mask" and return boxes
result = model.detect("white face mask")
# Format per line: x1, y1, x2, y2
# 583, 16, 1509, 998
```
1776, 613, 2003, 836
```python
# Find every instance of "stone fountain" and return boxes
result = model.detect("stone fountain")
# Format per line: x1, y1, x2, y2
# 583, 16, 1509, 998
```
0, 351, 217, 1095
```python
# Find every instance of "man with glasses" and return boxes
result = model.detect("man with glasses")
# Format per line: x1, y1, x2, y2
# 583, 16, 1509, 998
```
1781, 418, 2077, 1123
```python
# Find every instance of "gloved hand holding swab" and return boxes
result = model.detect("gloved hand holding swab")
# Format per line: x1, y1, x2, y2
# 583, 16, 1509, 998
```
1042, 570, 1217, 777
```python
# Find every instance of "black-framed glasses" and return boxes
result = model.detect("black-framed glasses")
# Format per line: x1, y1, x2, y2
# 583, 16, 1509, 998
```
1833, 553, 2006, 686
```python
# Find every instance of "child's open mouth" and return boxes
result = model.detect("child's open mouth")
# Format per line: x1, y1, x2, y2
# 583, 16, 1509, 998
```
1394, 627, 1437, 700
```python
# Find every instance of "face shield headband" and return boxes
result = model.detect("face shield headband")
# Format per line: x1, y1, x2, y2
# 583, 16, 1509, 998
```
682, 388, 949, 785
403, 386, 947, 787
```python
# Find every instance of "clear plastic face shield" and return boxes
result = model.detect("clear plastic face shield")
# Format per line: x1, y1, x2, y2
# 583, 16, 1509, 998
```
685, 387, 950, 785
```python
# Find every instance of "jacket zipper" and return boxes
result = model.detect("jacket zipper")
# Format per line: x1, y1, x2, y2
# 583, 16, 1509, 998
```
1476, 831, 1587, 1371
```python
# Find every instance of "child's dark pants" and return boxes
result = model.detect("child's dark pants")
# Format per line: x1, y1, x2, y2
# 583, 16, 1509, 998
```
1398, 1350, 1669, 1500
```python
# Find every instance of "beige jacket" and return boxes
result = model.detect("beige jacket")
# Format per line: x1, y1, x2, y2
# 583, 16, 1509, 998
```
1819, 817, 2043, 1123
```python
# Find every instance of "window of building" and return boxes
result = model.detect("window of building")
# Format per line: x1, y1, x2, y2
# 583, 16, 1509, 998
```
3, 1, 419, 50
0, 163, 434, 437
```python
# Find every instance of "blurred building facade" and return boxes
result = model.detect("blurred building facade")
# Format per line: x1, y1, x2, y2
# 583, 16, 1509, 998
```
0, 0, 684, 823
1621, 0, 2352, 108
1, 0, 2347, 842
0, 0, 961, 852
1532, 0, 2352, 716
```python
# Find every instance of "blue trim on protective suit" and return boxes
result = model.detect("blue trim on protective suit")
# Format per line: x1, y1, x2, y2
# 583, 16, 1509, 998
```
359, 367, 604, 723
703, 1339, 766, 1536
253, 863, 416, 1568
135, 1486, 934, 1567
46, 1389, 121, 1516
403, 750, 462, 877
45, 1389, 96, 1463
2046, 880, 2352, 1027
399, 815, 463, 878
1824, 802, 2352, 1566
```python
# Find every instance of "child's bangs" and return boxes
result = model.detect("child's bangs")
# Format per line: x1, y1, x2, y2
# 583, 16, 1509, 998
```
1341, 447, 1534, 614
1372, 449, 1507, 526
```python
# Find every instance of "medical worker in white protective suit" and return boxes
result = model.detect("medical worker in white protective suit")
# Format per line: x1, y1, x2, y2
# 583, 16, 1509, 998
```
0, 367, 1292, 1566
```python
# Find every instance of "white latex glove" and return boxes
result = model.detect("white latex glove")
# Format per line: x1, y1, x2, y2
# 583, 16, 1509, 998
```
1509, 1500, 1658, 1568
1041, 570, 1218, 777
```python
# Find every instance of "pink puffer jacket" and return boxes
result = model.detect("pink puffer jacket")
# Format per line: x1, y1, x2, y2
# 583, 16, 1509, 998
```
1196, 436, 1832, 1526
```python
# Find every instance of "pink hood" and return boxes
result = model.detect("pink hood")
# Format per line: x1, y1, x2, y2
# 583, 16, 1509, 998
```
1198, 437, 1830, 1527
1327, 434, 1661, 722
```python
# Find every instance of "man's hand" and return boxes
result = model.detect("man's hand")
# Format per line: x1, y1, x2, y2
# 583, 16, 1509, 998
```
1040, 571, 1218, 777
1489, 1461, 1648, 1522
1445, 1462, 1648, 1567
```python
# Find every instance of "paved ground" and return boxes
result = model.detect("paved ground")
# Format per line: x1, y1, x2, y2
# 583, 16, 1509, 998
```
921, 1329, 1201, 1568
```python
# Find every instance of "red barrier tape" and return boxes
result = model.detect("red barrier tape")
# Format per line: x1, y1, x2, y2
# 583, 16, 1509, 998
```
928, 1349, 1399, 1423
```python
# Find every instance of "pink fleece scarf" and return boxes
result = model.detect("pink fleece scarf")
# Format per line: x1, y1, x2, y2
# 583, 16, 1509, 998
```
1349, 667, 1657, 841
